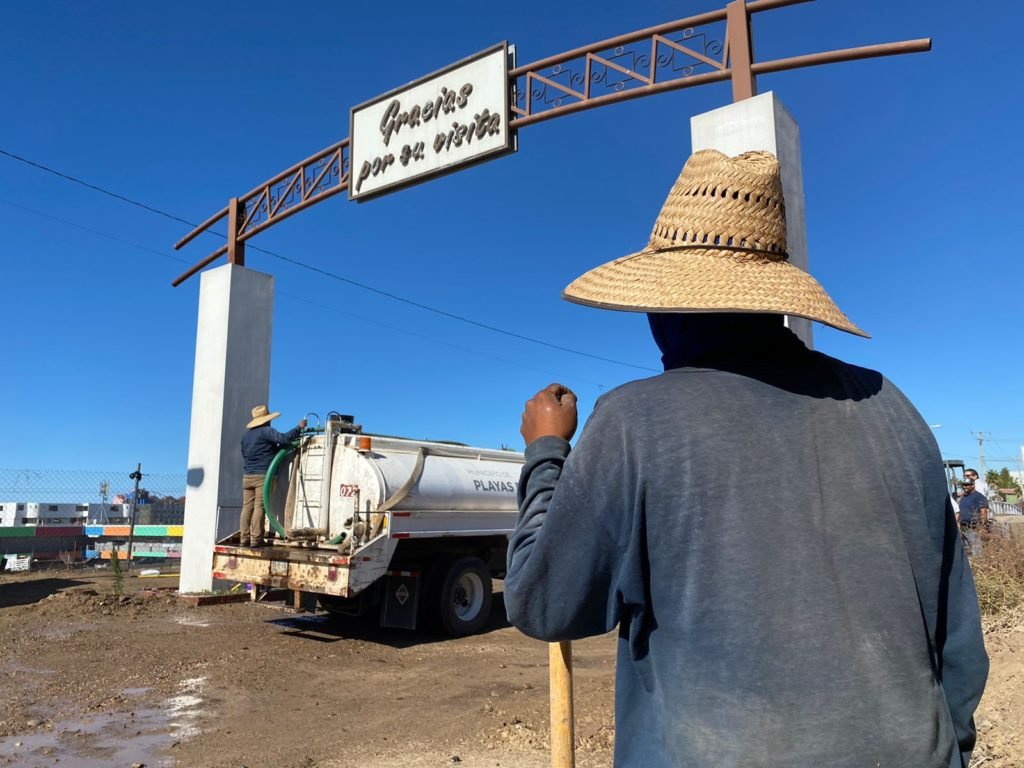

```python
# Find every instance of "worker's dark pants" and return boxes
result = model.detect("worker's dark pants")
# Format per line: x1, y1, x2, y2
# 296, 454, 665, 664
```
960, 523, 983, 557
240, 474, 266, 545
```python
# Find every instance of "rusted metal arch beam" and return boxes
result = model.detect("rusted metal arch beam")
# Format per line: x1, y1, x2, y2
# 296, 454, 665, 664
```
173, 139, 349, 251
172, 142, 349, 286
172, 0, 930, 286
504, 0, 808, 79
507, 38, 931, 130
750, 39, 933, 76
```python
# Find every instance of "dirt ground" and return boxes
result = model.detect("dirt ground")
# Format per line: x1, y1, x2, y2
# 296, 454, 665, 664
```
0, 569, 615, 768
0, 568, 1020, 768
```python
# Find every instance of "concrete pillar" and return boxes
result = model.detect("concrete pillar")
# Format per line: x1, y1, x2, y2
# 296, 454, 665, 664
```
180, 264, 274, 593
691, 91, 813, 347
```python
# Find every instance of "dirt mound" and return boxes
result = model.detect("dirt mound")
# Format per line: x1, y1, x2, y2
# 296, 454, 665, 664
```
985, 603, 1024, 638
26, 586, 179, 619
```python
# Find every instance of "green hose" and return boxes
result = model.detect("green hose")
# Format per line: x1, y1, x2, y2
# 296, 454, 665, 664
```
261, 430, 345, 545
261, 442, 296, 540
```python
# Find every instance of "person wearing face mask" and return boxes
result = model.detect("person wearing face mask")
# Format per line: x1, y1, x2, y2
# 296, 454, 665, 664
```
506, 150, 988, 768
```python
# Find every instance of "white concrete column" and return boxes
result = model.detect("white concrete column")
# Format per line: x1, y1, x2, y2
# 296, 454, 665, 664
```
691, 91, 813, 348
180, 264, 274, 593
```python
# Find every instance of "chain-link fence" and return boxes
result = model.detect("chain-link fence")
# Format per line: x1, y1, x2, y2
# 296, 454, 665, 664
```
0, 467, 185, 506
0, 467, 186, 571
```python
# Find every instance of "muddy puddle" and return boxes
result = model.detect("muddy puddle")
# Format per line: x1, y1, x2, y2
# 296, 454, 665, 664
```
0, 677, 207, 767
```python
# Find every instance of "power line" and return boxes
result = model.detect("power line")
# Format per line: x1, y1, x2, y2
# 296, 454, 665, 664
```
266, 249, 657, 371
0, 198, 191, 265
0, 148, 199, 229
1, 147, 657, 373
0, 197, 609, 388
278, 292, 608, 390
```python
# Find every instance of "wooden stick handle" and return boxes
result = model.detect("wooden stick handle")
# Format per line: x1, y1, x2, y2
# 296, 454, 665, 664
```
549, 640, 576, 768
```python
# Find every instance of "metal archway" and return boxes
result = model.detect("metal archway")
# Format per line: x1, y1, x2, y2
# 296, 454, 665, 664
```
171, 0, 928, 286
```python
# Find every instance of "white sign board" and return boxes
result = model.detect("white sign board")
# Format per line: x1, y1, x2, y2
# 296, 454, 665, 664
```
349, 43, 515, 201
4, 554, 32, 572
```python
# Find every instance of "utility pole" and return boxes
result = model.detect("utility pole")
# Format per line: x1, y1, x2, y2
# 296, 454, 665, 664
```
98, 480, 110, 524
972, 432, 988, 478
125, 463, 143, 571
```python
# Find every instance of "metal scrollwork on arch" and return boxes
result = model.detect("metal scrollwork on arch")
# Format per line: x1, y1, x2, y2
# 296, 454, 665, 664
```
235, 142, 350, 240
511, 20, 728, 123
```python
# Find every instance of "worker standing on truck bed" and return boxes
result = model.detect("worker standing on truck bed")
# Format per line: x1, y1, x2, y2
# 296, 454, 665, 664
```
505, 150, 988, 767
240, 405, 306, 547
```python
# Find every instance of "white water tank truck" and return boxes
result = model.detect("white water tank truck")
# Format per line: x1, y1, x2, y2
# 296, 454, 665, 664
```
213, 414, 524, 636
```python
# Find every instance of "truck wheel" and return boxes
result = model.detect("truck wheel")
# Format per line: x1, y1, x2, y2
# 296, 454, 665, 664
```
436, 557, 492, 637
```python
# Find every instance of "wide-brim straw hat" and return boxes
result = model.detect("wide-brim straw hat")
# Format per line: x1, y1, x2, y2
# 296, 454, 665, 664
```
247, 404, 280, 429
562, 149, 867, 337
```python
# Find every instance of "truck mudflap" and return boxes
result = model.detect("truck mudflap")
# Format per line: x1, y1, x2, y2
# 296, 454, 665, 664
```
212, 545, 353, 596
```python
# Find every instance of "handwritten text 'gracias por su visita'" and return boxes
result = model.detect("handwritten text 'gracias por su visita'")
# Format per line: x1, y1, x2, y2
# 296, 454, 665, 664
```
355, 83, 503, 193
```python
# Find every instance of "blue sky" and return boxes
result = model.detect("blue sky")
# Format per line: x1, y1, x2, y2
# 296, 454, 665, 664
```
3, 0, 1022, 479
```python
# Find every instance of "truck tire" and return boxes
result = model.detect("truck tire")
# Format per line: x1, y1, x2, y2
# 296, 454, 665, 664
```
433, 556, 492, 637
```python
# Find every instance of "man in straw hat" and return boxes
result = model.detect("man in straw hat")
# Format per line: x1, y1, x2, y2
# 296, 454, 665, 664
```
240, 405, 306, 547
505, 150, 987, 767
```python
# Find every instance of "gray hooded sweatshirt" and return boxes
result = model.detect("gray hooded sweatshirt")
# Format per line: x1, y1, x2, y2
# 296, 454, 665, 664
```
505, 315, 987, 767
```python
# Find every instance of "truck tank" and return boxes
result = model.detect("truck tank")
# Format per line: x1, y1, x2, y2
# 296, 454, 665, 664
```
285, 425, 524, 548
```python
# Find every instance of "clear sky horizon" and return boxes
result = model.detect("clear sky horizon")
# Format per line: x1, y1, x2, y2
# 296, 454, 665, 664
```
3, 0, 1022, 482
